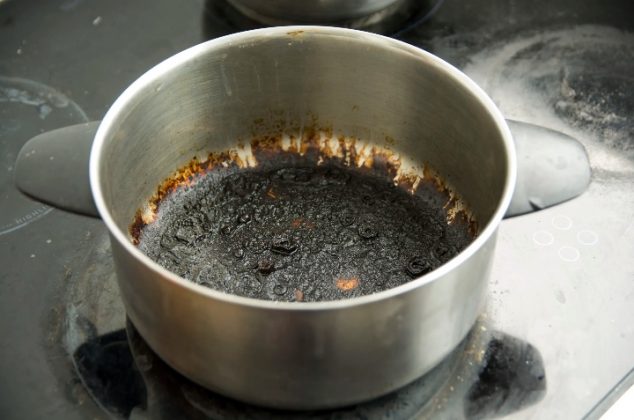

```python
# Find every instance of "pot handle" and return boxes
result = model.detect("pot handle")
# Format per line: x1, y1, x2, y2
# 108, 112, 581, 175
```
15, 121, 101, 218
14, 120, 590, 220
504, 119, 591, 218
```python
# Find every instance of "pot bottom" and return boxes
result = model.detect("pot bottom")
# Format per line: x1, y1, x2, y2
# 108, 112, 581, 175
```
135, 153, 474, 302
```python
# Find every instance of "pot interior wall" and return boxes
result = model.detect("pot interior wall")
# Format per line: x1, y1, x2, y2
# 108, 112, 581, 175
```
96, 30, 510, 239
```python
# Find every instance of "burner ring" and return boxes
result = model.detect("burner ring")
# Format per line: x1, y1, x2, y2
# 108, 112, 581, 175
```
0, 76, 89, 236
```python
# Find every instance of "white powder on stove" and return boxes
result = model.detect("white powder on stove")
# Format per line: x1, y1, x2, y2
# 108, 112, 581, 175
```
461, 25, 634, 178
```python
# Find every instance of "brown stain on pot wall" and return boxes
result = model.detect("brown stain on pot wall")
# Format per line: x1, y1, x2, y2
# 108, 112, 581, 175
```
129, 121, 478, 244
130, 151, 239, 245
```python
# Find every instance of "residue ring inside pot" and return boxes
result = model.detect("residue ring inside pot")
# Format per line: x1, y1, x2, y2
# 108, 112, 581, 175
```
130, 127, 478, 302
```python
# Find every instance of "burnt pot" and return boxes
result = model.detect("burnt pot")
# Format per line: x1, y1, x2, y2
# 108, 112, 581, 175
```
14, 27, 590, 409
92, 26, 513, 409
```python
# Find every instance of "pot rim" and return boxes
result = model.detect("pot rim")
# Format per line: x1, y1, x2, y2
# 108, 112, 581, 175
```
89, 25, 517, 311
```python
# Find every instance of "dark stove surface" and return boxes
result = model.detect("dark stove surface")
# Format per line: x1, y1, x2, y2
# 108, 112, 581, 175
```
1, 0, 633, 419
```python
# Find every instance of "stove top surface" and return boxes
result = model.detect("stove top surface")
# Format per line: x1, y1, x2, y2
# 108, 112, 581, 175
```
1, 0, 633, 419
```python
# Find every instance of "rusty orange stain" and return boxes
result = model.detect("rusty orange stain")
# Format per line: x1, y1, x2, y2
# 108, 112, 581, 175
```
287, 135, 299, 154
294, 289, 304, 302
291, 218, 315, 229
130, 153, 235, 245
129, 119, 479, 245
336, 277, 360, 291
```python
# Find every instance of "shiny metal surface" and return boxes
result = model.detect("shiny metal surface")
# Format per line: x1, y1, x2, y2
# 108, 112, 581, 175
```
226, 0, 404, 24
90, 26, 515, 408
15, 122, 100, 217
504, 120, 591, 217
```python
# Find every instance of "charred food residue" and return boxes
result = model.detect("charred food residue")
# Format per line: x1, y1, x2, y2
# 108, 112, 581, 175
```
132, 131, 476, 302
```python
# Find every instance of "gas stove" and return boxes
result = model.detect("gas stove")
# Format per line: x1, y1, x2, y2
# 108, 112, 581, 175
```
1, 0, 632, 418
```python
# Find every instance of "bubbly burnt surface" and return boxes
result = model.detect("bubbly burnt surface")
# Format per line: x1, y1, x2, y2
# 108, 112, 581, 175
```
136, 159, 474, 302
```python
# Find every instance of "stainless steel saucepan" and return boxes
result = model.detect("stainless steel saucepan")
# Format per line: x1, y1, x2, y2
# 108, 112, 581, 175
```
226, 0, 404, 24
14, 26, 590, 409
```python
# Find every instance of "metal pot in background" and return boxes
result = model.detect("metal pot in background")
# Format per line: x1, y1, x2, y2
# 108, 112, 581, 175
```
14, 27, 590, 409
226, 0, 404, 24
219, 0, 441, 35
